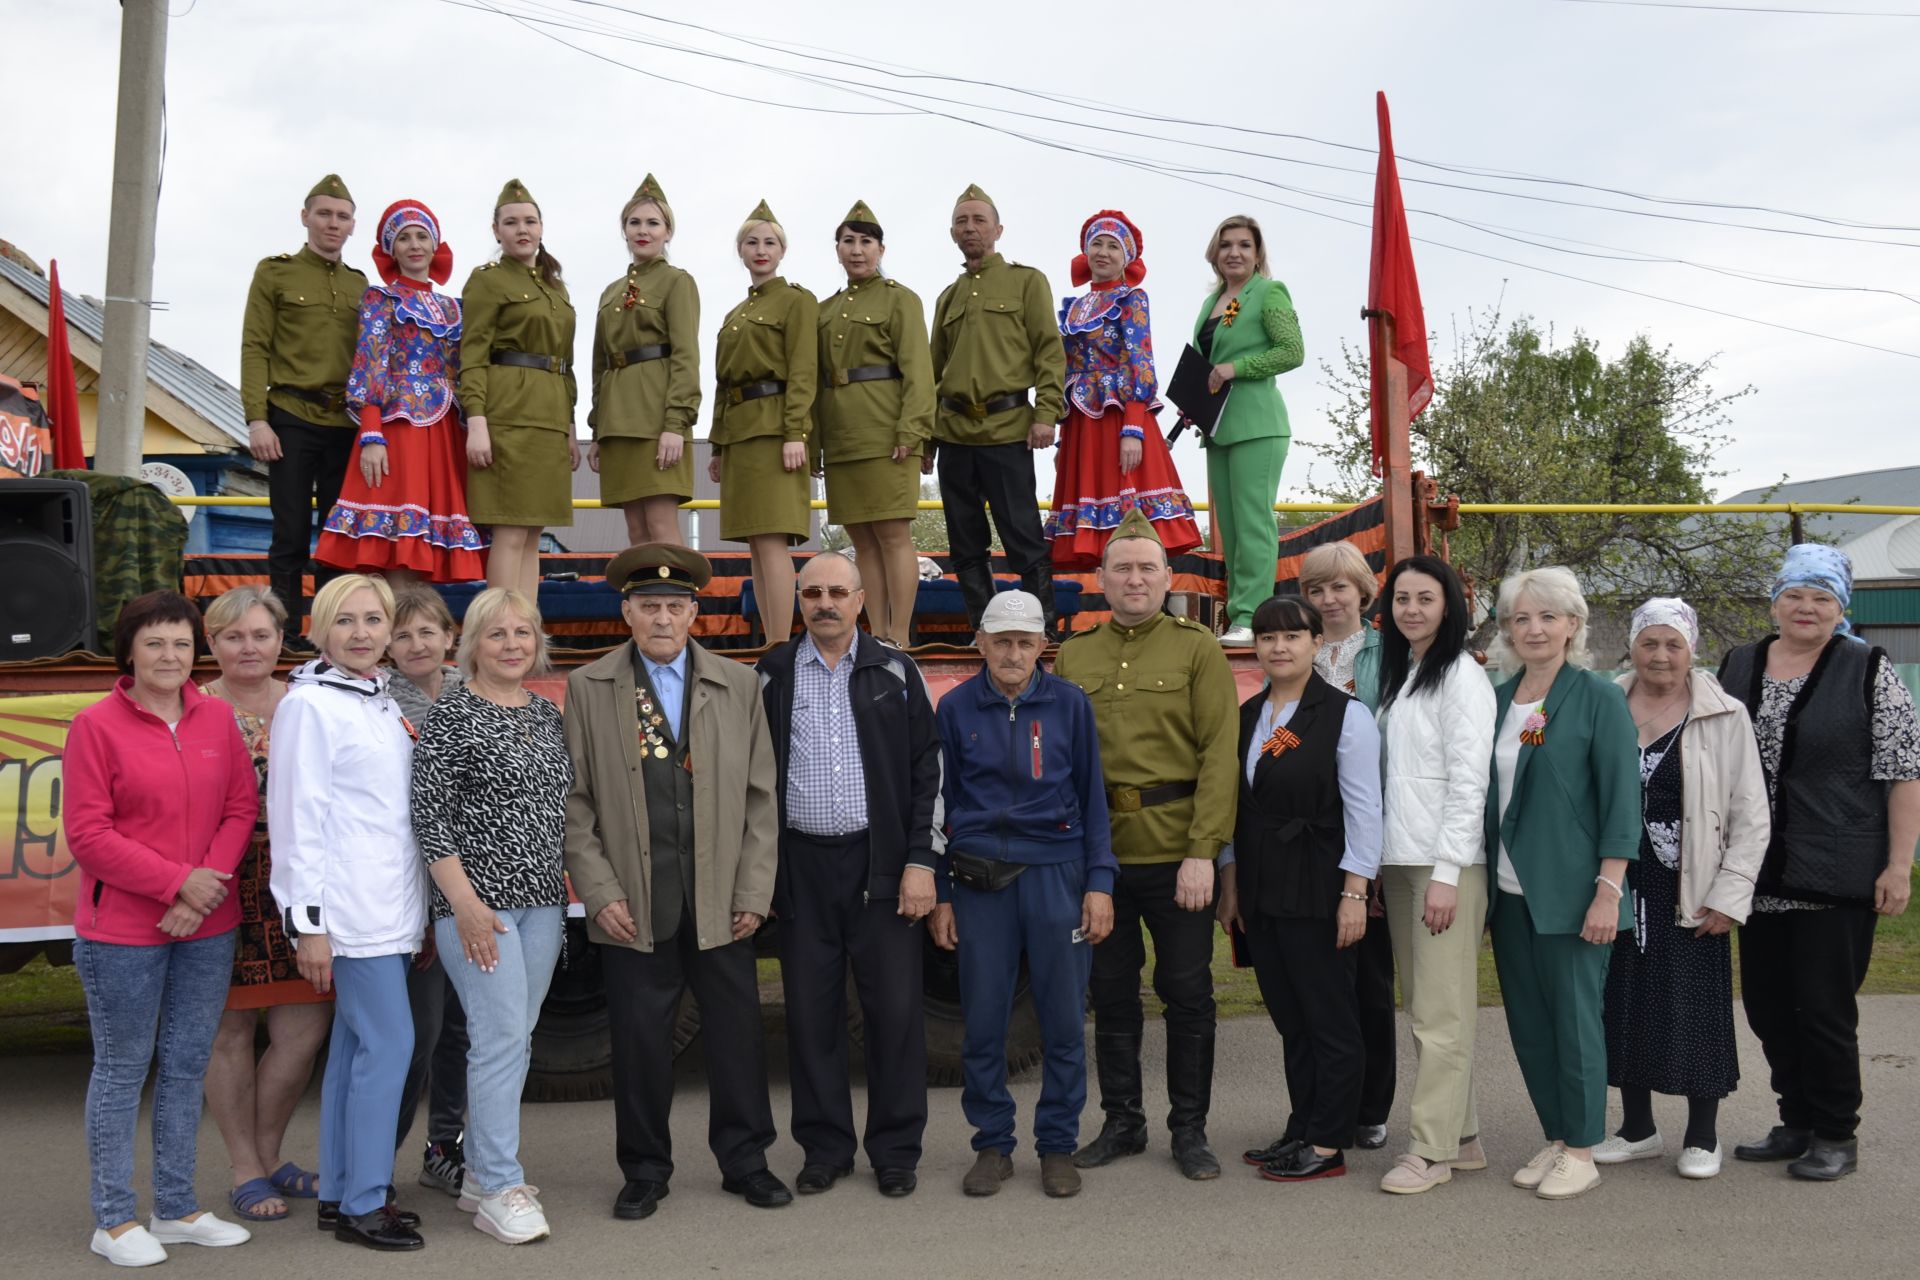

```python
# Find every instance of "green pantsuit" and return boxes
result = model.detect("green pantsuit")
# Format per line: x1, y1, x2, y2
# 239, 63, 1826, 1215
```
1205, 435, 1288, 631
1491, 892, 1612, 1147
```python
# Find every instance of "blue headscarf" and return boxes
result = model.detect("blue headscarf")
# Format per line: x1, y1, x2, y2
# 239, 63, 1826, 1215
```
1771, 542, 1855, 638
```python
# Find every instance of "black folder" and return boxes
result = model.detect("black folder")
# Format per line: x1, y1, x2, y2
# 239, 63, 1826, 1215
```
1165, 343, 1230, 442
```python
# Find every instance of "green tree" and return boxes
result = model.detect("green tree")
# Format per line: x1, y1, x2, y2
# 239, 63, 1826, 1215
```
1311, 308, 1782, 652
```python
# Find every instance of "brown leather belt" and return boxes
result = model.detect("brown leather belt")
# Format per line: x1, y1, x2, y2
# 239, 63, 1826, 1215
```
725, 379, 786, 406
1106, 780, 1198, 813
939, 390, 1030, 420
277, 385, 347, 412
830, 363, 903, 388
609, 343, 672, 369
492, 350, 571, 376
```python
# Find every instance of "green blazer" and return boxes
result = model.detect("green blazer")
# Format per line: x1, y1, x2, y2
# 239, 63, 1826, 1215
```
1485, 664, 1640, 934
1189, 274, 1302, 449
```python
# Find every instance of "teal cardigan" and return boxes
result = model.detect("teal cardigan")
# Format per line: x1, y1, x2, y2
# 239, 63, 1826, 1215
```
1484, 664, 1640, 934
1189, 274, 1303, 449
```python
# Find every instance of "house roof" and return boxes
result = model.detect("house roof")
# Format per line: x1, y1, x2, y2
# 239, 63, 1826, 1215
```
1722, 465, 1920, 550
0, 251, 247, 450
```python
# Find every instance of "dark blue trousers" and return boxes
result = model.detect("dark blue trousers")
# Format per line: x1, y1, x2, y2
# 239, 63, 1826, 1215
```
953, 860, 1091, 1156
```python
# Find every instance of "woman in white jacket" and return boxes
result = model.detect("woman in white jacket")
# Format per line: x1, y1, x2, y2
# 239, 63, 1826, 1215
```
269, 574, 428, 1252
1371, 555, 1497, 1195
1596, 598, 1769, 1179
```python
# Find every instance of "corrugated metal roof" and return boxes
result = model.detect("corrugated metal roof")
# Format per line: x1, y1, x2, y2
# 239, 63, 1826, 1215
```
0, 253, 247, 448
1722, 465, 1920, 548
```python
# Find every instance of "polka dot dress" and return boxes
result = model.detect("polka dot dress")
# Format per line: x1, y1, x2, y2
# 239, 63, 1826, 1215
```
1602, 719, 1740, 1099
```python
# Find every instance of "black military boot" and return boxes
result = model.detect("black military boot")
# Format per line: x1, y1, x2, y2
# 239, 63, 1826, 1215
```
1073, 1031, 1149, 1168
1167, 1031, 1222, 1180
955, 562, 997, 632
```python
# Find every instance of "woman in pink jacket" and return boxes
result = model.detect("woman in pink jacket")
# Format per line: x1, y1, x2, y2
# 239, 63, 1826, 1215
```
63, 591, 260, 1268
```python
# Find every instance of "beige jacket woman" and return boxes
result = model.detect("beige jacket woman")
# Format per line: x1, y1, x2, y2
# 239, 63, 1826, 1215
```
563, 641, 778, 952
1614, 669, 1771, 925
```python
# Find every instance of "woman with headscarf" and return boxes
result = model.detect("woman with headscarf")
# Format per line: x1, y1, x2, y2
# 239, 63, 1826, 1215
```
1596, 598, 1769, 1180
1045, 210, 1199, 571
1717, 544, 1920, 1182
316, 199, 486, 583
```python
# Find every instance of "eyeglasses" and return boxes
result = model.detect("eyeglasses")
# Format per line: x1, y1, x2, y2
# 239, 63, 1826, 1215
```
798, 585, 856, 600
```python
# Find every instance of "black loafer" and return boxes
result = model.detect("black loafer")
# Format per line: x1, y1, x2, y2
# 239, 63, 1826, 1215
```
1259, 1146, 1347, 1183
1242, 1136, 1302, 1167
333, 1207, 424, 1251
1788, 1138, 1858, 1181
318, 1200, 419, 1230
1356, 1124, 1389, 1151
795, 1163, 853, 1195
613, 1179, 669, 1220
1734, 1126, 1811, 1162
721, 1168, 793, 1208
875, 1167, 918, 1198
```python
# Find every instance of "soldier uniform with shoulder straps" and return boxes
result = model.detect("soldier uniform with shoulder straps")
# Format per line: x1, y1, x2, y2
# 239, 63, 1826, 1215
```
1051, 508, 1240, 1179
240, 173, 369, 627
930, 182, 1066, 631
457, 178, 578, 528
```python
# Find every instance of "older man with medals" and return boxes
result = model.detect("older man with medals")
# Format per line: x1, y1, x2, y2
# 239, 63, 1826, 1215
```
562, 543, 789, 1219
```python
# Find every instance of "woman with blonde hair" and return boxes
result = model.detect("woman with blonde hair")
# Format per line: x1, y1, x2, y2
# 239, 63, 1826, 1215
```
709, 199, 818, 646
200, 585, 335, 1224
1190, 215, 1303, 647
410, 588, 572, 1243
589, 174, 699, 547
1484, 566, 1639, 1201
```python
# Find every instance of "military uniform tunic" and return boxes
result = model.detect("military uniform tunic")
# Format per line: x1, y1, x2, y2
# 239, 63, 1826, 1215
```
1053, 610, 1240, 863
457, 258, 578, 527
711, 276, 818, 542
590, 257, 701, 504
240, 245, 368, 428
814, 275, 933, 525
929, 253, 1065, 447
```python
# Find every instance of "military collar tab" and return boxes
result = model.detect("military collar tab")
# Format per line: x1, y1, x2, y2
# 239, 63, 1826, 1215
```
1108, 610, 1170, 639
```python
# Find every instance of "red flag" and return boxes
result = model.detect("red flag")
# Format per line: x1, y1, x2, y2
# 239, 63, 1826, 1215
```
1367, 91, 1433, 477
45, 259, 87, 470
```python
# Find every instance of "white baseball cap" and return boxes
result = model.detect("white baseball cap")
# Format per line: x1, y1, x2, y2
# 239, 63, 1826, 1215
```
979, 590, 1046, 633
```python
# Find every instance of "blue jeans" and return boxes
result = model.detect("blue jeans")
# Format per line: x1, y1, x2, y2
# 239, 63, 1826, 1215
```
952, 860, 1092, 1155
434, 906, 564, 1193
74, 929, 237, 1229
322, 954, 414, 1215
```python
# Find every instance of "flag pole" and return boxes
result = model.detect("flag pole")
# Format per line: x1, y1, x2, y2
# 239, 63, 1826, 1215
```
1374, 311, 1415, 563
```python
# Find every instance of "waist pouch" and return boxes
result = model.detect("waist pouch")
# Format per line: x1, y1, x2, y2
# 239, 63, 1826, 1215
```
949, 850, 1029, 892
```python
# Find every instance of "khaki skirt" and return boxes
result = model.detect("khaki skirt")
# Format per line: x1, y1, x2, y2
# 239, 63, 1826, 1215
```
467, 421, 574, 528
718, 435, 811, 543
825, 452, 920, 525
598, 435, 694, 506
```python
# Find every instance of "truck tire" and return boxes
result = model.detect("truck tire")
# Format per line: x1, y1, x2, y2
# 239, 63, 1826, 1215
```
523, 925, 699, 1104
913, 931, 1044, 1086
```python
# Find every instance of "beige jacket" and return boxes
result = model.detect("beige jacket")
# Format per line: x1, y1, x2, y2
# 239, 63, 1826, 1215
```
1615, 670, 1771, 925
563, 642, 778, 951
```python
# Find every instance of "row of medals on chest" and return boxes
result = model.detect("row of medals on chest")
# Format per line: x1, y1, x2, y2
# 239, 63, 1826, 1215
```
636, 688, 672, 758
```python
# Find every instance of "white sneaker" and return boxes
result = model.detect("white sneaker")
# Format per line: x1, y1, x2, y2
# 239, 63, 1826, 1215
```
1592, 1131, 1664, 1165
90, 1226, 167, 1268
1677, 1144, 1723, 1179
148, 1212, 251, 1247
473, 1185, 550, 1245
1512, 1143, 1561, 1189
1536, 1151, 1601, 1200
1219, 625, 1254, 647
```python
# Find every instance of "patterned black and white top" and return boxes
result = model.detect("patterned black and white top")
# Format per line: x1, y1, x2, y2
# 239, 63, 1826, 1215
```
409, 685, 573, 920
1750, 659, 1920, 914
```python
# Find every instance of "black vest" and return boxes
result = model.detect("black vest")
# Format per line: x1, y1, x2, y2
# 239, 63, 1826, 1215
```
633, 650, 696, 940
1232, 674, 1351, 920
1719, 635, 1889, 907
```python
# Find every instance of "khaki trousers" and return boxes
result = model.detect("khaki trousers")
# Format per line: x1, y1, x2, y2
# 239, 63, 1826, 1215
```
1382, 863, 1486, 1163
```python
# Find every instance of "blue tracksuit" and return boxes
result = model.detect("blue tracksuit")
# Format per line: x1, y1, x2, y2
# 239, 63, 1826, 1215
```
936, 667, 1117, 1155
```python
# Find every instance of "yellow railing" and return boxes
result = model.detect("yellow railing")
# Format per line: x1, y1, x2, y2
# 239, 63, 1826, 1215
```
164, 496, 1920, 518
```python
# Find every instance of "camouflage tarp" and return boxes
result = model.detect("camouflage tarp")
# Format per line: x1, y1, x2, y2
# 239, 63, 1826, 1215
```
44, 469, 188, 654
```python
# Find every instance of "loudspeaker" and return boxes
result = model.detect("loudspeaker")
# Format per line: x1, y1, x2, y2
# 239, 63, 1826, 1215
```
0, 477, 96, 660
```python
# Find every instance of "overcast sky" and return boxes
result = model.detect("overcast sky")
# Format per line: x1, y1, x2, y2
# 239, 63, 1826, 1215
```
9, 0, 1917, 504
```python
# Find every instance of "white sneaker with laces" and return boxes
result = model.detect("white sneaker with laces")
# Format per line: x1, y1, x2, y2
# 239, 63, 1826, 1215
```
1592, 1131, 1664, 1164
1512, 1143, 1561, 1189
1536, 1151, 1601, 1200
148, 1213, 251, 1247
473, 1184, 550, 1244
1677, 1144, 1723, 1179
1219, 625, 1254, 647
90, 1226, 167, 1268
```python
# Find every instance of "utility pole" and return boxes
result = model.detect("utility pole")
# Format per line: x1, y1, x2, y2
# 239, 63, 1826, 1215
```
94, 0, 169, 478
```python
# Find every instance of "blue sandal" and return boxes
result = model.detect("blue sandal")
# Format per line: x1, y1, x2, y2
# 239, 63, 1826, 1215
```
267, 1162, 320, 1199
231, 1177, 289, 1221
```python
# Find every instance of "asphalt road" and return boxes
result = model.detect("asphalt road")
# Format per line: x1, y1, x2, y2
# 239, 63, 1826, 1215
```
5, 1000, 1918, 1278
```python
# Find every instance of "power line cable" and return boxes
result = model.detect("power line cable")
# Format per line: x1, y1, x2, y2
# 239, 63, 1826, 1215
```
1553, 0, 1920, 16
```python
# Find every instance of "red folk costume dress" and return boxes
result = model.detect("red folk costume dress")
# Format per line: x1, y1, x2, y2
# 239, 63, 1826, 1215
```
315, 199, 487, 581
1044, 210, 1200, 571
